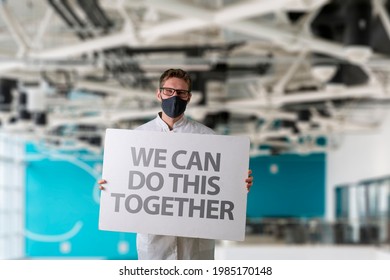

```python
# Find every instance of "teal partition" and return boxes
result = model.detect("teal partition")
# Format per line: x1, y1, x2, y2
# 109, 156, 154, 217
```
247, 153, 326, 218
24, 143, 137, 259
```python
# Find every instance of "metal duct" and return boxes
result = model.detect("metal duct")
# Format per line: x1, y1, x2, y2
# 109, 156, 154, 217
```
76, 0, 113, 33
370, 14, 390, 55
310, 0, 345, 42
61, 0, 93, 38
343, 0, 371, 47
47, 0, 92, 39
311, 0, 390, 55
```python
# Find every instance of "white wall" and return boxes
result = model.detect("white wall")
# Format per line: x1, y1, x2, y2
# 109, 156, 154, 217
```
326, 108, 390, 221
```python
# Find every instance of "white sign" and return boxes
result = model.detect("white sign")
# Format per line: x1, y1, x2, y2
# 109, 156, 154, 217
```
99, 129, 250, 241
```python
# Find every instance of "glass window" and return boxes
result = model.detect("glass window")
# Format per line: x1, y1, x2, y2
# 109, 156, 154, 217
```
0, 133, 24, 259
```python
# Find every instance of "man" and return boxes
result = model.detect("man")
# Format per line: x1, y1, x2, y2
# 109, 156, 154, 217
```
99, 68, 253, 260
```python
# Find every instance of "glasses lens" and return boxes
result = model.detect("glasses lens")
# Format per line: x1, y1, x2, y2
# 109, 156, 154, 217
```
176, 90, 189, 98
163, 88, 175, 96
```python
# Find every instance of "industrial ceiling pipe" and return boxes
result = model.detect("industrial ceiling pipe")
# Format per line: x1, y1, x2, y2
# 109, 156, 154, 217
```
76, 0, 113, 32
343, 0, 372, 62
344, 0, 372, 46
47, 0, 90, 40
61, 0, 93, 39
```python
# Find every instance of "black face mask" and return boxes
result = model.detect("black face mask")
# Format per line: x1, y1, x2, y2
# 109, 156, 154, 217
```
161, 96, 188, 118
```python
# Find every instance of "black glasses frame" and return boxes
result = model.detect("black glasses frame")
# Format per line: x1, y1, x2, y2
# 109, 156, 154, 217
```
160, 87, 191, 98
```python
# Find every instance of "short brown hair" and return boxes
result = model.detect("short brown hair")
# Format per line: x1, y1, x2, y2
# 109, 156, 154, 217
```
159, 69, 192, 92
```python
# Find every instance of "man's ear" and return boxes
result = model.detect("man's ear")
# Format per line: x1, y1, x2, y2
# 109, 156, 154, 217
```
156, 89, 162, 101
187, 93, 192, 103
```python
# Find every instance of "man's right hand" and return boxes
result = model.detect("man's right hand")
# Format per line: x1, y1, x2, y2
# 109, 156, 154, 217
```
98, 179, 107, 190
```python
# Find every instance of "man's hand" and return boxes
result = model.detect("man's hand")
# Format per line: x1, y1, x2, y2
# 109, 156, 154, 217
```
246, 169, 253, 192
100, 171, 253, 192
98, 179, 107, 190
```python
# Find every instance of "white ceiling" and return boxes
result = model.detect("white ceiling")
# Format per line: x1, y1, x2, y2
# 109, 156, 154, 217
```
1, 0, 390, 154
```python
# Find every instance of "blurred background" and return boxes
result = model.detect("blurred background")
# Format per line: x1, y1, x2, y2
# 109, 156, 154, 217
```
1, 0, 390, 260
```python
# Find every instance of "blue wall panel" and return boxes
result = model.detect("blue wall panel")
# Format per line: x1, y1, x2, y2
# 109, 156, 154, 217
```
247, 153, 325, 218
25, 144, 137, 259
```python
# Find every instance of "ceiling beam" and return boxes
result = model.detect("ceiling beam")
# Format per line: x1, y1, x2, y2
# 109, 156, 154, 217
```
224, 85, 385, 107
142, 0, 290, 40
144, 0, 386, 65
28, 27, 139, 60
0, 2, 31, 56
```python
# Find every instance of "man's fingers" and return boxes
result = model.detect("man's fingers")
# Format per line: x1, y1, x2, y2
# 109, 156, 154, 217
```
246, 173, 253, 192
98, 179, 107, 190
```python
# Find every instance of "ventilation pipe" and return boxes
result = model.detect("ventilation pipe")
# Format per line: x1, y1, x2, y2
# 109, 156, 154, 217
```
76, 0, 113, 33
343, 0, 373, 63
47, 0, 92, 39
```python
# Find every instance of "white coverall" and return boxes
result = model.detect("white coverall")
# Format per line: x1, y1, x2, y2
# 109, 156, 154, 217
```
135, 113, 216, 260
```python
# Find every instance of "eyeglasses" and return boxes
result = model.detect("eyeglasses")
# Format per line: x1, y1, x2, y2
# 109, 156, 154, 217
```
160, 87, 191, 99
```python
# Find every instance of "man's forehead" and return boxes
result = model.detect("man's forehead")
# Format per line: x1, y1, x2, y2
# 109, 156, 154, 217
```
163, 77, 189, 88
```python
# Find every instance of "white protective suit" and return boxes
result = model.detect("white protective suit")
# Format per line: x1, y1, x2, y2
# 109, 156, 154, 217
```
135, 113, 216, 260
